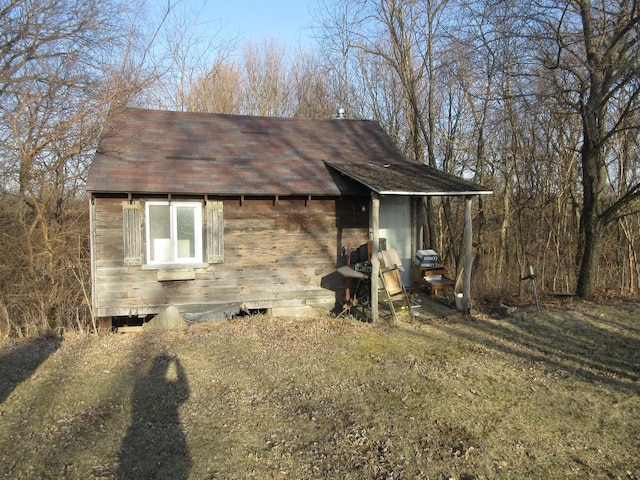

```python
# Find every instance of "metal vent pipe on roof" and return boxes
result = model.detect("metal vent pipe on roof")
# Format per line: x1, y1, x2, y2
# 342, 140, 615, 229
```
335, 107, 346, 119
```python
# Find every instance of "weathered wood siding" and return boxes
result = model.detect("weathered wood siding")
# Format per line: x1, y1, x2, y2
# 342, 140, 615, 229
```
90, 195, 369, 317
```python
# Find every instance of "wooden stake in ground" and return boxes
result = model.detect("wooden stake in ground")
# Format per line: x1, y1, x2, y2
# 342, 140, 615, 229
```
521, 265, 540, 312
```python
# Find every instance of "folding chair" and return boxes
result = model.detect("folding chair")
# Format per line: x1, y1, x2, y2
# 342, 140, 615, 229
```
379, 249, 412, 321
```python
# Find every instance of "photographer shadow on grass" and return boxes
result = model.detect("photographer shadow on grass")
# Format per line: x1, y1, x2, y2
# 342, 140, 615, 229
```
117, 353, 191, 480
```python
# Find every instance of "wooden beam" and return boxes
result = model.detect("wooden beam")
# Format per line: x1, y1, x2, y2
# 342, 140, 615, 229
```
371, 194, 380, 322
463, 195, 473, 313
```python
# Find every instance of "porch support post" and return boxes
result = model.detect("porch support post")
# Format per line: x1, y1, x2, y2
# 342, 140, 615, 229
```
462, 195, 473, 314
371, 193, 380, 322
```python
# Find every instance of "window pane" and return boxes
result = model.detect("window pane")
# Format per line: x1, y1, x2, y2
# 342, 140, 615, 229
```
149, 204, 171, 262
176, 206, 196, 258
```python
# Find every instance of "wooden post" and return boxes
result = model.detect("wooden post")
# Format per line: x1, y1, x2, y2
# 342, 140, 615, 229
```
463, 196, 473, 314
371, 194, 380, 322
522, 265, 541, 312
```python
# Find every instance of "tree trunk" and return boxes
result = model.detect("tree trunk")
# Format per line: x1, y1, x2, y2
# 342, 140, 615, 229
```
575, 117, 606, 298
462, 196, 473, 313
576, 210, 603, 297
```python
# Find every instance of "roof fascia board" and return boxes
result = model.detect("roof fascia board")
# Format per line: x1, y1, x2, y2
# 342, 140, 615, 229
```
378, 190, 494, 196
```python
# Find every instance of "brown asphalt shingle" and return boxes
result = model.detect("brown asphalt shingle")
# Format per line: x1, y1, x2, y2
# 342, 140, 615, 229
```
87, 108, 408, 196
325, 162, 492, 196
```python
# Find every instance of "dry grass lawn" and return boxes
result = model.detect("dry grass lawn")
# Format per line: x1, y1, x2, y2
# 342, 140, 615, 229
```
0, 300, 638, 479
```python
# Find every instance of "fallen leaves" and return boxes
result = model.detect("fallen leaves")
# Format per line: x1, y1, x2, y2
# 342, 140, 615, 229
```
0, 302, 639, 478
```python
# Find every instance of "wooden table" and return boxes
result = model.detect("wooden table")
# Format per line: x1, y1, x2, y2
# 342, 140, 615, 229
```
412, 264, 447, 287
412, 264, 455, 304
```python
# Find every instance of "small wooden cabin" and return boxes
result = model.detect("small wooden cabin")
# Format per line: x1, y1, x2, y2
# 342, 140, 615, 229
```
86, 108, 490, 325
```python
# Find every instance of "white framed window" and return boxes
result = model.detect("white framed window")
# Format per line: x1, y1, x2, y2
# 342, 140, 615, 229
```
145, 201, 203, 265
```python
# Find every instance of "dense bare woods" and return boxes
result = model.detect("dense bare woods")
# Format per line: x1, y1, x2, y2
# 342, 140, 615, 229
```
0, 0, 638, 335
0, 0, 152, 335
308, 0, 640, 299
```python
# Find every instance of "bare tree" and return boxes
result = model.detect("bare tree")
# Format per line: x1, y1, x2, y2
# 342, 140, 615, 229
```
241, 39, 297, 117
0, 0, 152, 335
186, 59, 243, 114
310, 0, 639, 300
142, 0, 236, 111
528, 0, 640, 298
312, 0, 363, 117
315, 0, 459, 249
291, 49, 336, 119
186, 41, 335, 119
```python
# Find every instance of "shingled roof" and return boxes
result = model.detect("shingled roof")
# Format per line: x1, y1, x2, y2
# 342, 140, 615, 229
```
326, 162, 492, 196
87, 108, 492, 197
87, 108, 408, 195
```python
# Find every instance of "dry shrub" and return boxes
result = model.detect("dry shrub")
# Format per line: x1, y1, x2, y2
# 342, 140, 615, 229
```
0, 193, 92, 337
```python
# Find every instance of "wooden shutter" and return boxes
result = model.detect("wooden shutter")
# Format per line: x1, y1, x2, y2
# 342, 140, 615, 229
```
206, 201, 224, 263
122, 201, 143, 265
